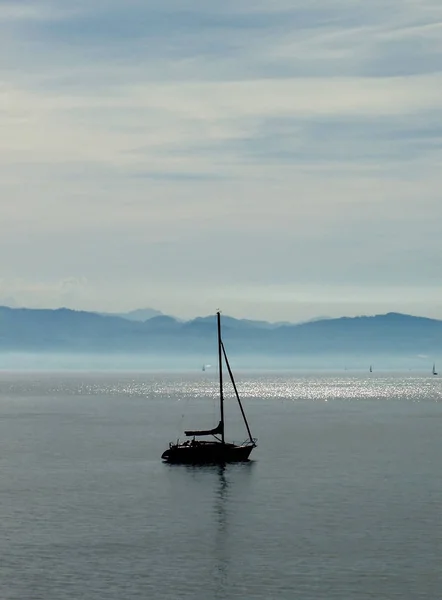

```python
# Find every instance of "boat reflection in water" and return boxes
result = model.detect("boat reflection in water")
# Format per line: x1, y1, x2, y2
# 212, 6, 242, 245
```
175, 462, 254, 599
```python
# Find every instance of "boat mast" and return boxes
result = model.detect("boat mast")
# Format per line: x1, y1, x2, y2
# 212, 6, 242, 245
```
217, 311, 225, 444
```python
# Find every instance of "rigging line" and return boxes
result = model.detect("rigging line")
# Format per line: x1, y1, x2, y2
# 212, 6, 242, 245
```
221, 341, 254, 442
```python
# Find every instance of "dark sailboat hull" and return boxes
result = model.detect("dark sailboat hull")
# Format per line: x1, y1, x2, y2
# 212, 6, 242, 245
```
162, 441, 255, 464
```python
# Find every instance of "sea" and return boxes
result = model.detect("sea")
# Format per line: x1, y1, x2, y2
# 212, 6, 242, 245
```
1, 370, 441, 600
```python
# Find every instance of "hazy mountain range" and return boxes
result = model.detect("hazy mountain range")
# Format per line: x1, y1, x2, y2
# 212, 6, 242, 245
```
99, 307, 293, 327
99, 308, 165, 321
0, 306, 441, 369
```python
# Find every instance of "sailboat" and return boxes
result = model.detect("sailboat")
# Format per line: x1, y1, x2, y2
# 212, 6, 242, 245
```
433, 363, 438, 376
161, 311, 257, 464
369, 365, 373, 373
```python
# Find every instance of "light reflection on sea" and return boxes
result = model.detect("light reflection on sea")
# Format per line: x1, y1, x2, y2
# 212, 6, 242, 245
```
1, 371, 442, 402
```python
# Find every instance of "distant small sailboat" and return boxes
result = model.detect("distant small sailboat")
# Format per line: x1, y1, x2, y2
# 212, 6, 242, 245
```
369, 365, 373, 373
202, 364, 205, 372
433, 363, 438, 376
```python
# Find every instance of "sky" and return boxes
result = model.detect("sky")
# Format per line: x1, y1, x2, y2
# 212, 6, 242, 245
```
1, 0, 441, 322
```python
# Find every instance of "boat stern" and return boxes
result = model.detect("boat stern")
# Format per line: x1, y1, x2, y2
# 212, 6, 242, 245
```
161, 449, 171, 460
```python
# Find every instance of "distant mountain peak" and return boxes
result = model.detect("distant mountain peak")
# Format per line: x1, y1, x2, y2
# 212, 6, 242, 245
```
99, 307, 164, 322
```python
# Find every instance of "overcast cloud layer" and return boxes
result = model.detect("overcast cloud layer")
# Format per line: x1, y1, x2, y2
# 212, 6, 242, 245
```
1, 0, 441, 320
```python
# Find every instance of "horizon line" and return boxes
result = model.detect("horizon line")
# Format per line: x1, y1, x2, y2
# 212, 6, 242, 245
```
0, 304, 440, 325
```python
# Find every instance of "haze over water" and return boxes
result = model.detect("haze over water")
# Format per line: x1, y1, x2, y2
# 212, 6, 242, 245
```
1, 371, 441, 599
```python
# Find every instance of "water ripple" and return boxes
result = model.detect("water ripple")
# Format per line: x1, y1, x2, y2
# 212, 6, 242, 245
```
1, 372, 442, 403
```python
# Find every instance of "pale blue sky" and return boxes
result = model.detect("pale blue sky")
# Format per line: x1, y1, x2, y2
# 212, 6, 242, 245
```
1, 0, 441, 321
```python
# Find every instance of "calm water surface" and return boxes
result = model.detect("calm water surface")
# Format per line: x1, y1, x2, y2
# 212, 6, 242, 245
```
0, 371, 441, 599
